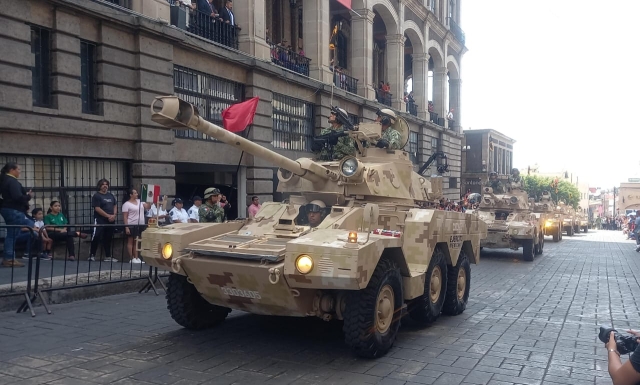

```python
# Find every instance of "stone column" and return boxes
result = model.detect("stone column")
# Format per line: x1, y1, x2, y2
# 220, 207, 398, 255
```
351, 8, 375, 99
302, 0, 332, 83
432, 66, 447, 124
385, 34, 405, 110
412, 53, 429, 120
449, 78, 461, 131
233, 0, 270, 60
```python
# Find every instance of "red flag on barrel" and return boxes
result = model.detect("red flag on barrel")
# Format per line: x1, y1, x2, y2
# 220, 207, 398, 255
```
336, 0, 351, 9
221, 97, 259, 133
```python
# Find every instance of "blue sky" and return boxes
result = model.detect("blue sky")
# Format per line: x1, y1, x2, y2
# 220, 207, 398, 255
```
461, 0, 638, 188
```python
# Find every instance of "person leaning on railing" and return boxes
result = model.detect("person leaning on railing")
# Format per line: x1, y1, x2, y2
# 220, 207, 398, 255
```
0, 162, 32, 268
44, 200, 87, 262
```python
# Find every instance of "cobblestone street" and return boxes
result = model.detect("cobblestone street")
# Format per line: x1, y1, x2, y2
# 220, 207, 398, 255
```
0, 230, 636, 385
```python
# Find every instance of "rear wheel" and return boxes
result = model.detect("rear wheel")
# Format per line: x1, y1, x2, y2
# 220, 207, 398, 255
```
584, 227, 588, 233
552, 227, 559, 242
522, 239, 534, 262
442, 251, 470, 316
409, 247, 447, 325
166, 273, 230, 330
343, 258, 403, 358
535, 233, 544, 255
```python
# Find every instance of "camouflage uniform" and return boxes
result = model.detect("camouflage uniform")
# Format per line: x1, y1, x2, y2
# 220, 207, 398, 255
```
484, 179, 505, 194
199, 201, 225, 223
318, 126, 355, 160
382, 128, 401, 150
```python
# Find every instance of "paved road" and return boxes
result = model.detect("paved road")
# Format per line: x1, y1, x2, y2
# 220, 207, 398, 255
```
0, 230, 636, 385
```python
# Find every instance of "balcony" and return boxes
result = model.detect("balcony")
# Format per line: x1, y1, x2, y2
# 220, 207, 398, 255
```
269, 43, 311, 77
376, 91, 392, 107
167, 4, 239, 49
333, 71, 358, 94
447, 18, 466, 46
406, 101, 417, 116
429, 111, 439, 124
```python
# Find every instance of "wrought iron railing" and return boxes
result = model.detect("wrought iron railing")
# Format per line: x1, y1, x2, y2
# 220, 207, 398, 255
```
406, 101, 417, 116
447, 18, 466, 46
333, 71, 358, 94
272, 93, 315, 151
187, 7, 239, 49
429, 111, 439, 123
269, 43, 311, 77
377, 92, 392, 107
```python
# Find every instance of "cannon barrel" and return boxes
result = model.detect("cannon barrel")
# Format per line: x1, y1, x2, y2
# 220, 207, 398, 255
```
150, 96, 334, 183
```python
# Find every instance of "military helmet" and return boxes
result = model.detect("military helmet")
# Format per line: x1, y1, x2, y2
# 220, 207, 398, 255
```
511, 168, 520, 175
204, 187, 221, 199
331, 107, 347, 116
489, 171, 498, 177
376, 108, 397, 125
305, 200, 326, 213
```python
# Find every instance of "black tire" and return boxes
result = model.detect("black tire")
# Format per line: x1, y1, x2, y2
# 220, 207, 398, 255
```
584, 227, 588, 233
535, 233, 544, 255
408, 247, 447, 325
442, 250, 470, 316
522, 239, 534, 262
552, 228, 559, 242
166, 273, 230, 330
559, 228, 563, 241
343, 258, 403, 358
568, 227, 574, 236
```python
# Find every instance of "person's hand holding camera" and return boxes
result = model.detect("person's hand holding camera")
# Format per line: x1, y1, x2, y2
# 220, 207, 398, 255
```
603, 327, 640, 385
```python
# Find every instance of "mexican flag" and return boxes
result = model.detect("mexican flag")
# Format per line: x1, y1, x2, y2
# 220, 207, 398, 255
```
141, 184, 160, 204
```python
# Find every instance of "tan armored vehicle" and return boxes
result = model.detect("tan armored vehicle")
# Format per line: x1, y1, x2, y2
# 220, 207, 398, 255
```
473, 181, 544, 261
532, 191, 562, 242
140, 96, 487, 358
558, 202, 577, 236
574, 207, 589, 233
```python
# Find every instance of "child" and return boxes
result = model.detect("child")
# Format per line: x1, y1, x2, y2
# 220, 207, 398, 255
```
32, 208, 53, 260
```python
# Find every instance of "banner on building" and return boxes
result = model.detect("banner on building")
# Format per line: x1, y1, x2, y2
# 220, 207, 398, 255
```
141, 184, 160, 204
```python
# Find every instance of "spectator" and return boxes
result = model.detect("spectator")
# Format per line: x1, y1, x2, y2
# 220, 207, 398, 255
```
188, 196, 202, 223
220, 0, 235, 25
44, 200, 86, 262
298, 45, 305, 57
146, 199, 169, 225
169, 198, 190, 223
0, 162, 32, 267
122, 189, 151, 264
447, 108, 454, 121
248, 196, 261, 218
31, 208, 52, 260
88, 179, 118, 263
218, 194, 232, 221
428, 101, 434, 112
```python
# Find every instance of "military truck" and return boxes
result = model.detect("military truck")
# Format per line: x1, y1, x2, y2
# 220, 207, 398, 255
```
558, 202, 577, 236
532, 191, 562, 242
574, 207, 589, 233
140, 96, 487, 358
472, 181, 544, 261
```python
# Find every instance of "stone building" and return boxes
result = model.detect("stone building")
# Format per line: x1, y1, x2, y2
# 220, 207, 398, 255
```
0, 0, 466, 224
460, 129, 516, 195
617, 181, 640, 216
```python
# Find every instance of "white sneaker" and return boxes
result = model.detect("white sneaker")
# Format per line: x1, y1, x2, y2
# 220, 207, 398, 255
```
130, 258, 142, 264
103, 257, 118, 263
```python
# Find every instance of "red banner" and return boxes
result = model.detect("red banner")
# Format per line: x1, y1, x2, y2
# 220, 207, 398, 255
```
221, 97, 259, 133
336, 0, 351, 9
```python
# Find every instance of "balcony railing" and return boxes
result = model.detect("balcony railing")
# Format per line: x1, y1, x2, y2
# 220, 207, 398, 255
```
447, 18, 466, 46
269, 43, 311, 77
376, 91, 392, 107
406, 101, 417, 116
429, 111, 439, 123
185, 7, 239, 49
333, 71, 358, 94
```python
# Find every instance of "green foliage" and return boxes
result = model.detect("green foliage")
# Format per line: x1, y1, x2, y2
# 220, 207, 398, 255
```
522, 175, 580, 209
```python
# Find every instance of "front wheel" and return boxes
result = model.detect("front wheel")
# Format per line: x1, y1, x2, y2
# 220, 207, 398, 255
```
408, 247, 447, 325
535, 234, 544, 255
552, 228, 559, 242
442, 251, 470, 316
584, 227, 588, 233
166, 273, 230, 330
343, 258, 403, 358
522, 239, 534, 262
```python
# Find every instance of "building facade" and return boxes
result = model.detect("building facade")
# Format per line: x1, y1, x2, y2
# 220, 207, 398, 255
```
0, 0, 466, 224
617, 182, 640, 216
461, 129, 516, 195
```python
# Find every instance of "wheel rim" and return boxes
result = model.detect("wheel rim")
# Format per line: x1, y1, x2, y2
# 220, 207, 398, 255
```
456, 268, 466, 301
430, 266, 442, 303
375, 285, 394, 334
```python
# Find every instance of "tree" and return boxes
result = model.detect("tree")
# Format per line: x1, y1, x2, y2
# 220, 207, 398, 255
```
522, 175, 580, 209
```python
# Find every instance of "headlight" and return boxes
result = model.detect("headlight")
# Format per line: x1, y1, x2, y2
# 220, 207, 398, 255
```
341, 157, 358, 177
510, 196, 518, 204
511, 229, 518, 235
295, 254, 314, 274
545, 221, 552, 227
161, 243, 173, 260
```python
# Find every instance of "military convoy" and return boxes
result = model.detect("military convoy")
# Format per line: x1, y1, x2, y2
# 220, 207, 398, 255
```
140, 96, 487, 358
558, 202, 577, 236
574, 207, 589, 233
532, 191, 563, 242
471, 181, 544, 261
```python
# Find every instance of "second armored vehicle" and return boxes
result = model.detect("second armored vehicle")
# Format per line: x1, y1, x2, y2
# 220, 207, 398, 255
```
140, 96, 487, 358
558, 202, 577, 236
574, 207, 589, 233
532, 191, 562, 242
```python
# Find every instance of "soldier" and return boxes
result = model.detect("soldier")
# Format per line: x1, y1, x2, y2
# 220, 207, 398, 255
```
305, 200, 328, 228
375, 108, 401, 150
314, 108, 356, 161
484, 171, 505, 193
199, 187, 225, 223
509, 168, 522, 187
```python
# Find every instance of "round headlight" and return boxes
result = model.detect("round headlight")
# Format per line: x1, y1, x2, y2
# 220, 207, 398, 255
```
161, 243, 173, 260
510, 196, 518, 204
295, 254, 314, 274
341, 158, 358, 177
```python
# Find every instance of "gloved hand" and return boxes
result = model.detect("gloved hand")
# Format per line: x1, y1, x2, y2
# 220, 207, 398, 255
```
328, 135, 339, 146
376, 139, 389, 149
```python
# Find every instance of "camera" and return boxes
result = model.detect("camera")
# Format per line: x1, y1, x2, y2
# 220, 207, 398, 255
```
599, 325, 639, 355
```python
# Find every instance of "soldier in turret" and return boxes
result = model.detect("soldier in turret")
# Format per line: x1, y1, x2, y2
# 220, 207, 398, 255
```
315, 108, 356, 161
305, 200, 328, 228
484, 171, 505, 193
199, 187, 225, 223
375, 108, 401, 150
509, 168, 522, 188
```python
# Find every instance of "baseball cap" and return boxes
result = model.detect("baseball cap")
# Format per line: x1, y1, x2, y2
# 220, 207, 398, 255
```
192, 196, 202, 202
172, 198, 183, 205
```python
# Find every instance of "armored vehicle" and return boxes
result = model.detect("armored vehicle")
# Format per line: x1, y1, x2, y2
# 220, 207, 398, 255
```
574, 207, 589, 233
532, 191, 562, 242
472, 181, 544, 261
140, 96, 487, 358
558, 202, 577, 236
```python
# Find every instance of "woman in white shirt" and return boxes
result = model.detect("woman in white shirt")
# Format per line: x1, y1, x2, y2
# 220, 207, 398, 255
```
169, 198, 190, 223
122, 189, 151, 264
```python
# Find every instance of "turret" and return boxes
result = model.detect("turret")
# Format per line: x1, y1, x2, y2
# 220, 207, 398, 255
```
150, 96, 443, 205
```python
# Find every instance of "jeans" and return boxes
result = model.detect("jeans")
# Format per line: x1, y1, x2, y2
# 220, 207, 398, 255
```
15, 229, 37, 257
90, 221, 114, 259
0, 208, 31, 261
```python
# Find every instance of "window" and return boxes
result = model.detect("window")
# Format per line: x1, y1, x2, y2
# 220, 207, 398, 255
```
449, 177, 457, 189
449, 0, 455, 19
30, 25, 52, 108
409, 131, 419, 164
431, 137, 439, 150
272, 93, 315, 151
80, 40, 99, 115
348, 113, 360, 127
173, 65, 244, 140
465, 134, 483, 173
